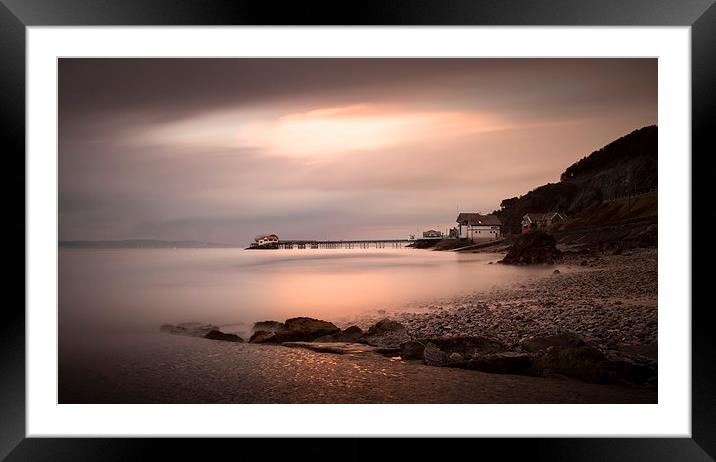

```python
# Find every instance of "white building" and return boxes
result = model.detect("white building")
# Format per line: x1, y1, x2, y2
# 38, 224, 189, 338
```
254, 234, 280, 246
521, 212, 566, 234
456, 213, 503, 241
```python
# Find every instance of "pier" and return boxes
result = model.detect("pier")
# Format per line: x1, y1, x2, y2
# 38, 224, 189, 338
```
250, 239, 415, 249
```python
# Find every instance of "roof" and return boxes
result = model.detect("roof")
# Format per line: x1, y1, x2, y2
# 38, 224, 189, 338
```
523, 212, 565, 222
254, 234, 279, 241
456, 213, 502, 226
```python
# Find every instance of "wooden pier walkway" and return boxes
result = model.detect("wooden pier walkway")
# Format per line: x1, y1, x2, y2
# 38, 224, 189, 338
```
251, 239, 415, 249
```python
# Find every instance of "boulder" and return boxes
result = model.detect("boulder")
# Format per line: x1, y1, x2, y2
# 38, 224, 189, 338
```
313, 325, 364, 343
467, 352, 533, 375
362, 319, 412, 348
500, 230, 561, 265
600, 358, 657, 386
204, 330, 244, 342
419, 336, 507, 358
519, 332, 586, 353
532, 345, 608, 382
161, 323, 220, 337
400, 341, 426, 360
282, 341, 383, 355
249, 330, 279, 343
423, 342, 450, 366
279, 317, 340, 342
251, 320, 285, 333
251, 317, 339, 343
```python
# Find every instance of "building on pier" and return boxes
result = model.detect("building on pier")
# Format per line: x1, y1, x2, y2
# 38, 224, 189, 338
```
253, 234, 280, 247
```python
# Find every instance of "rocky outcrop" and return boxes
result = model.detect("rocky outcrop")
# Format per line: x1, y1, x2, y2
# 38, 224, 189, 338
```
249, 317, 340, 343
160, 323, 220, 337
362, 319, 411, 348
282, 342, 383, 355
204, 330, 244, 342
314, 326, 364, 343
500, 231, 561, 265
251, 321, 285, 333
519, 332, 586, 353
249, 330, 278, 343
402, 335, 507, 366
400, 341, 426, 360
530, 345, 608, 382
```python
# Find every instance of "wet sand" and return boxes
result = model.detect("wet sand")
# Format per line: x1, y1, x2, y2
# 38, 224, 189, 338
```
59, 333, 656, 404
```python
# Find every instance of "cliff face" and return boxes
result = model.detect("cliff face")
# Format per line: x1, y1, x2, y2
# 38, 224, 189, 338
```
494, 126, 657, 234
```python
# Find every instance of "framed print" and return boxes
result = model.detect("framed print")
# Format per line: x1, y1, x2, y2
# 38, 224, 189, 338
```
2, 0, 710, 459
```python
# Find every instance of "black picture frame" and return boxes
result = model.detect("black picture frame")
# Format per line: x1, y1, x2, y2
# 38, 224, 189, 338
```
1, 0, 708, 460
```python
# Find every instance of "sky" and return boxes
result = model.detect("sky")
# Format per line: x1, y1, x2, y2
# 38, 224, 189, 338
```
59, 58, 657, 244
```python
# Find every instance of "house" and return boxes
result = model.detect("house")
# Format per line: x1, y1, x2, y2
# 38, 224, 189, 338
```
254, 234, 280, 246
521, 212, 566, 234
422, 229, 443, 239
456, 213, 502, 241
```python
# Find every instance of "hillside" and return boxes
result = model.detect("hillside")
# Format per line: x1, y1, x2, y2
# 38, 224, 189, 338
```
493, 125, 657, 235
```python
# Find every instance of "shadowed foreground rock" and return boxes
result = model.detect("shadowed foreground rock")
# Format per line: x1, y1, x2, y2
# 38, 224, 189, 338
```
160, 323, 220, 337
204, 330, 244, 342
249, 317, 340, 343
362, 319, 411, 348
500, 230, 561, 265
314, 325, 364, 343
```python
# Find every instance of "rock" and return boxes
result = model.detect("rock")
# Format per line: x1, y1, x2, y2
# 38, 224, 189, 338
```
580, 260, 589, 266
362, 319, 412, 348
449, 352, 463, 362
314, 325, 364, 343
249, 330, 279, 343
500, 231, 562, 265
161, 323, 220, 337
419, 336, 507, 358
423, 342, 450, 366
600, 358, 657, 385
400, 341, 426, 360
519, 332, 586, 353
204, 330, 244, 342
282, 341, 383, 355
251, 320, 285, 333
553, 269, 561, 274
279, 317, 340, 342
252, 317, 340, 343
467, 352, 534, 375
533, 345, 608, 382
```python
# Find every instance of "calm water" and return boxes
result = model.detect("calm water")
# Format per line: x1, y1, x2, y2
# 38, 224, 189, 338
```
59, 247, 552, 339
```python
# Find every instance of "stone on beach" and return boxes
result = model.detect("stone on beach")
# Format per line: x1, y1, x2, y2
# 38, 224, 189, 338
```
519, 332, 586, 353
249, 330, 279, 343
249, 317, 340, 343
204, 330, 244, 342
423, 342, 450, 366
362, 319, 412, 348
400, 341, 426, 360
251, 320, 285, 333
500, 230, 561, 265
160, 323, 220, 337
313, 325, 364, 343
282, 341, 384, 355
532, 345, 608, 383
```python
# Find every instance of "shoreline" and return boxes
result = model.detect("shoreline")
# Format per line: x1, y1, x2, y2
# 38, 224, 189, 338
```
344, 246, 657, 360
